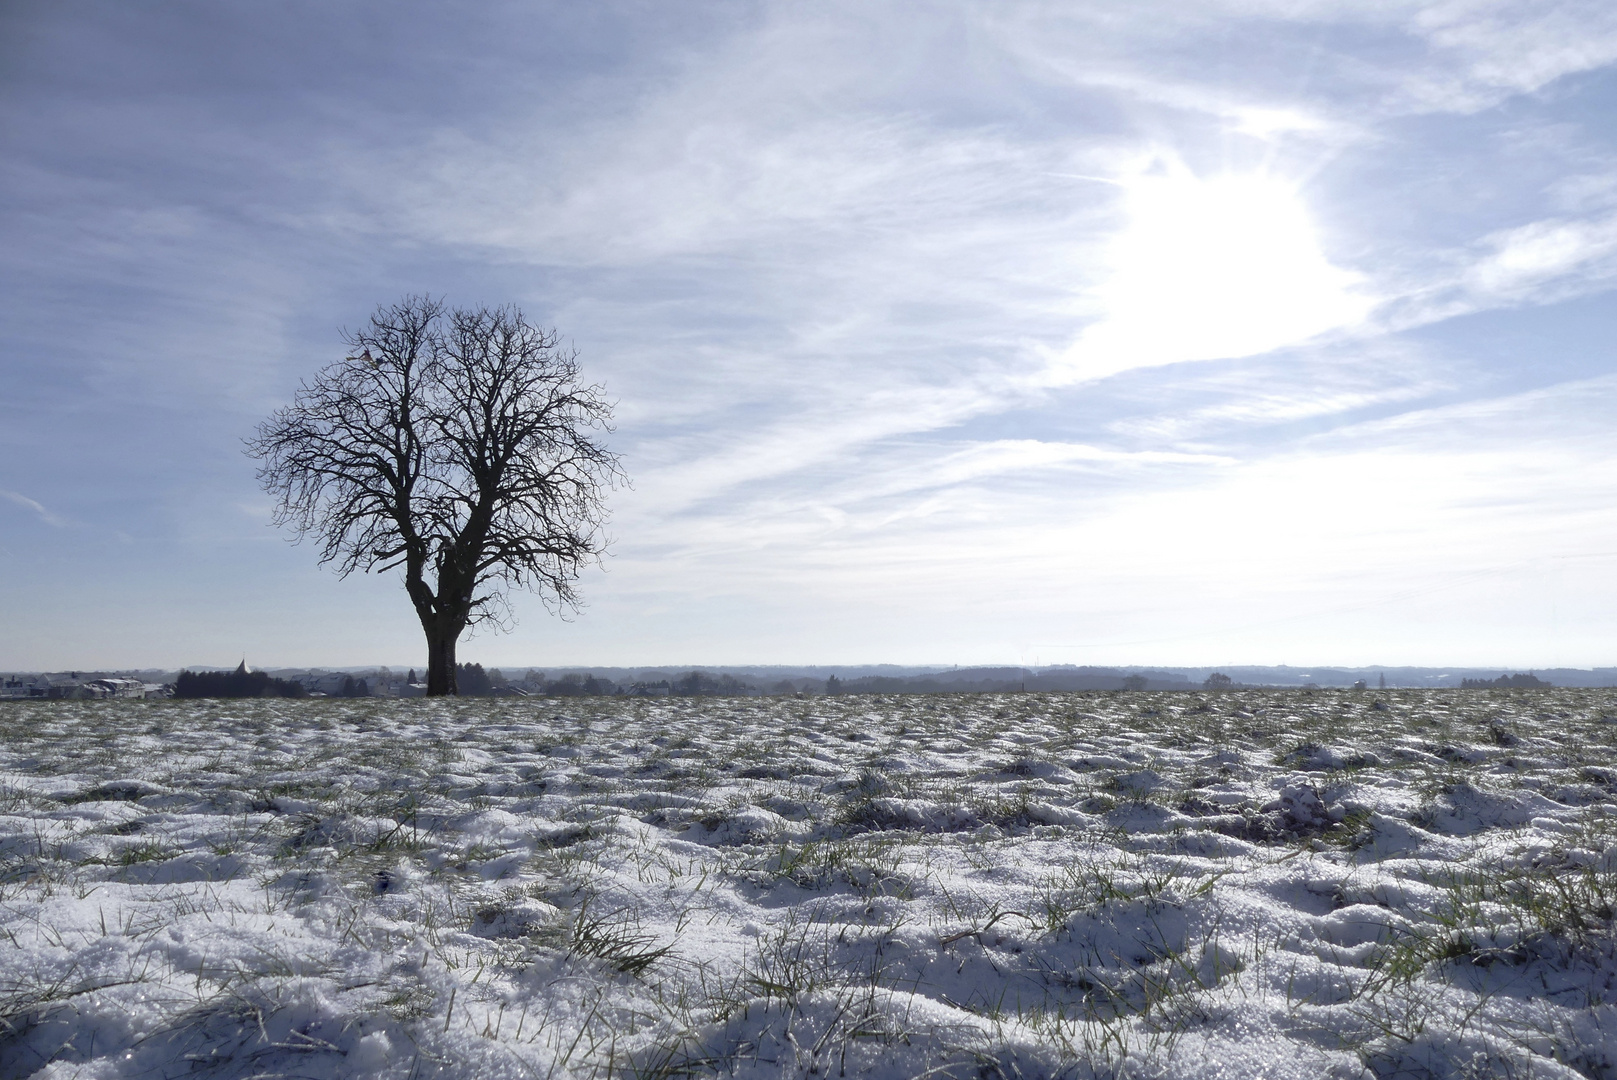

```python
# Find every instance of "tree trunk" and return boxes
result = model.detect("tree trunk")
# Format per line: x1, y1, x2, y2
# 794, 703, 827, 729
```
425, 625, 459, 696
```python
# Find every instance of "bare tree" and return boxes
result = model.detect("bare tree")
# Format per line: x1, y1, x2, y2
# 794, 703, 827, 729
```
247, 297, 623, 695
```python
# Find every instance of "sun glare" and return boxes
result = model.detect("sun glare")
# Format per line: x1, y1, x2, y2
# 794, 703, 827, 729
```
1055, 170, 1370, 383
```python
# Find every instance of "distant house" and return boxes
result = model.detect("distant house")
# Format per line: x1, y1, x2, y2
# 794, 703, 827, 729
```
307, 672, 353, 696
84, 678, 147, 699
300, 671, 373, 697
2, 674, 160, 700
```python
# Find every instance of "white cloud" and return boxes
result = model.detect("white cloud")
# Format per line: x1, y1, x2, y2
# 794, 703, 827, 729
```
574, 374, 1617, 666
1465, 213, 1617, 300
1110, 382, 1442, 442
919, 439, 1230, 485
1372, 208, 1617, 330
994, 0, 1617, 122
0, 491, 65, 528
303, 2, 1608, 473
1406, 0, 1617, 109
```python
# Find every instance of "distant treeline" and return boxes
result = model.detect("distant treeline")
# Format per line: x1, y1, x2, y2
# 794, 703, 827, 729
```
173, 663, 306, 699
663, 671, 753, 696
453, 665, 752, 697
160, 664, 1558, 700
452, 663, 614, 697
1459, 673, 1552, 689
795, 669, 1194, 695
506, 668, 1195, 698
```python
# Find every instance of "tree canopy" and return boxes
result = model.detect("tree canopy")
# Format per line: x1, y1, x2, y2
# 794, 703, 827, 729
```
174, 662, 306, 699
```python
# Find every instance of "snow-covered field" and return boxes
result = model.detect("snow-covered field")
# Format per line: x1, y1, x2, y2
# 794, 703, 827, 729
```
2, 691, 1616, 1079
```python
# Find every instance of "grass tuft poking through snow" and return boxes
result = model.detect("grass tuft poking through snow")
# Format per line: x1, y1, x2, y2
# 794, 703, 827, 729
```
1, 690, 1616, 1077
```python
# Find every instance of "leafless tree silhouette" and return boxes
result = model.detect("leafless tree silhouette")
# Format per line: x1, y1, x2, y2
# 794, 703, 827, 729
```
247, 297, 623, 695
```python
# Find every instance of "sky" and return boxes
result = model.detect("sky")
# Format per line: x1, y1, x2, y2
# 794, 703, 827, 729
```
4, 0, 1617, 672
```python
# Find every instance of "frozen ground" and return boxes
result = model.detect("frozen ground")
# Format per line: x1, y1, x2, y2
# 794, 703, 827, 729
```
2, 691, 1616, 1079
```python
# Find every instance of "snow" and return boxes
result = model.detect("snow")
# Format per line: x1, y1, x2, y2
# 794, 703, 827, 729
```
1, 690, 1615, 1078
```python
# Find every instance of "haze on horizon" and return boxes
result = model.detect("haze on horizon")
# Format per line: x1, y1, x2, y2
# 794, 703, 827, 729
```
5, 1, 1617, 673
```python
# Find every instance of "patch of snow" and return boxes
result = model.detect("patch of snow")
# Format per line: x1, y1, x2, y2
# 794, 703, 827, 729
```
0, 690, 1613, 1078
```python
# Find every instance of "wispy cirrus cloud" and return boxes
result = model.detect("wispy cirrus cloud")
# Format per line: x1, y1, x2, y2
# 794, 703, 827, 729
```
995, 0, 1617, 119
1369, 208, 1617, 332
1404, 0, 1617, 110
1109, 383, 1445, 444
0, 491, 65, 528
1465, 213, 1617, 302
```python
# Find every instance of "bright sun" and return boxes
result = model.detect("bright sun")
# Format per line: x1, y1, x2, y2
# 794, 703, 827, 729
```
1056, 170, 1370, 383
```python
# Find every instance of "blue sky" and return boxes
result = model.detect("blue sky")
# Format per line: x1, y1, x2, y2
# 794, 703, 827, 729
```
5, 0, 1617, 671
